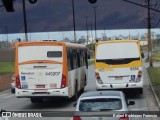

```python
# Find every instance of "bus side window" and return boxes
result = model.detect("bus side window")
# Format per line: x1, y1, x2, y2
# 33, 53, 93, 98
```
77, 50, 80, 68
72, 49, 77, 69
85, 50, 88, 69
83, 50, 85, 66
81, 49, 83, 67
70, 49, 74, 70
73, 49, 76, 69
67, 49, 71, 70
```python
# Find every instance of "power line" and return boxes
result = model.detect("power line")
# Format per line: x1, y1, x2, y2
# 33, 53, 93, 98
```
122, 0, 160, 13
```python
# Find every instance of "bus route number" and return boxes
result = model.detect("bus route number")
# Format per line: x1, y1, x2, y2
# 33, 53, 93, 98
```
130, 67, 139, 71
45, 72, 60, 76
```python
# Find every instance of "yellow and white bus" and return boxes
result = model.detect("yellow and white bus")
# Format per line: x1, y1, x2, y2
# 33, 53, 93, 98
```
95, 40, 143, 94
15, 41, 88, 103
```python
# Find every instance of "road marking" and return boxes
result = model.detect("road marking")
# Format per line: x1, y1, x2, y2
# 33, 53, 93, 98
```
0, 90, 10, 95
0, 93, 8, 97
2, 94, 14, 99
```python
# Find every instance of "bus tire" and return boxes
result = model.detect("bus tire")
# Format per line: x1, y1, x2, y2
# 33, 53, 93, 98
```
81, 88, 84, 94
37, 98, 43, 103
96, 88, 100, 91
84, 75, 87, 86
30, 98, 37, 103
138, 88, 143, 94
11, 89, 15, 94
73, 81, 78, 101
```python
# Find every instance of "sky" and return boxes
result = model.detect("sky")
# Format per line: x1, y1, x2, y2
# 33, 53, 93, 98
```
0, 0, 160, 41
2, 28, 160, 41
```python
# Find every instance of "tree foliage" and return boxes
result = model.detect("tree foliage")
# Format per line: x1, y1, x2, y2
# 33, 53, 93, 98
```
86, 43, 95, 51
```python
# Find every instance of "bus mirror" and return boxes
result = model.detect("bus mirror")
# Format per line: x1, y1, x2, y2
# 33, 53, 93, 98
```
88, 55, 90, 59
141, 52, 144, 59
73, 102, 77, 107
128, 101, 135, 106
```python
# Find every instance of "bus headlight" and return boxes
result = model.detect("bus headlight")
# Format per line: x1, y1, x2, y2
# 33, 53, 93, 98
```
95, 72, 103, 84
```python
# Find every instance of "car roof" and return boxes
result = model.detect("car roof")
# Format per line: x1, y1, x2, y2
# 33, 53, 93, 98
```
80, 91, 123, 98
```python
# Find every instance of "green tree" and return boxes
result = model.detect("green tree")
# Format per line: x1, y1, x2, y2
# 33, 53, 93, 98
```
86, 43, 95, 51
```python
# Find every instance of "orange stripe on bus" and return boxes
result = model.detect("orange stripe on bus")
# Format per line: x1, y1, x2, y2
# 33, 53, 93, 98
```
18, 60, 62, 65
17, 41, 64, 47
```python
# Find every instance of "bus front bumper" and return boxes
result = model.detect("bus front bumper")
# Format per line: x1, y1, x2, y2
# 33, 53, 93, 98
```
96, 81, 143, 90
15, 87, 69, 98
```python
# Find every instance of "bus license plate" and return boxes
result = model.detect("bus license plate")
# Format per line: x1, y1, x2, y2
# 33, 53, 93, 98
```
36, 85, 45, 88
115, 76, 123, 80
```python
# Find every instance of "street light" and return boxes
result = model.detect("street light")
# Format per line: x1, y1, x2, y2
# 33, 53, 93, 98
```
22, 0, 38, 42
84, 16, 89, 44
93, 6, 97, 41
28, 0, 38, 4
22, 0, 28, 41
88, 0, 97, 4
90, 24, 93, 43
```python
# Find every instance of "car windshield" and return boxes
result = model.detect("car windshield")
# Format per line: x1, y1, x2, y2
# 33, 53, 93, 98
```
79, 98, 122, 112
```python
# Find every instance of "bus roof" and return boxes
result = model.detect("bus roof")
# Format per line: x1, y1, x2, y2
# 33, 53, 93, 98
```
96, 40, 140, 45
16, 41, 86, 48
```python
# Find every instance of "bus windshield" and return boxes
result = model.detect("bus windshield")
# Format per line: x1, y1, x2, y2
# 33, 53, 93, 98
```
18, 46, 63, 63
96, 42, 140, 65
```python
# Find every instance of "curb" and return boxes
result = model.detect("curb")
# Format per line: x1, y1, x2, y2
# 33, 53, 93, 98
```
145, 68, 160, 110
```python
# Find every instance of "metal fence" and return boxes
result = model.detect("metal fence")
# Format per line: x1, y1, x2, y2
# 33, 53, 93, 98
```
0, 50, 15, 62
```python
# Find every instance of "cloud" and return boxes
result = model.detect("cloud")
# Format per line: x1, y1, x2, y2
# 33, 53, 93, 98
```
0, 0, 160, 33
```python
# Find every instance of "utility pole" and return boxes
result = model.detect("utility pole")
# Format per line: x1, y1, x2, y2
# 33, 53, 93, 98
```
147, 0, 153, 67
30, 32, 31, 41
129, 29, 130, 40
47, 32, 50, 39
63, 33, 65, 41
5, 26, 8, 42
84, 16, 89, 45
22, 0, 28, 41
5, 26, 8, 50
93, 6, 97, 41
71, 0, 77, 43
90, 24, 93, 43
103, 27, 106, 41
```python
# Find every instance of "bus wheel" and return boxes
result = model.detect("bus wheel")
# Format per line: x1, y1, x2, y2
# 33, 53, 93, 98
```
30, 98, 37, 103
11, 88, 15, 94
138, 88, 143, 94
84, 75, 87, 86
81, 88, 84, 94
73, 81, 78, 101
37, 98, 43, 103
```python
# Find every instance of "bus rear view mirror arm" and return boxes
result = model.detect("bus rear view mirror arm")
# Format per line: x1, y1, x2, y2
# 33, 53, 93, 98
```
73, 102, 77, 107
141, 53, 144, 59
128, 101, 135, 106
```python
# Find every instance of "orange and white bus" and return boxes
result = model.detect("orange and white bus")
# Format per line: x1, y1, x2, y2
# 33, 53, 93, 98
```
15, 41, 88, 103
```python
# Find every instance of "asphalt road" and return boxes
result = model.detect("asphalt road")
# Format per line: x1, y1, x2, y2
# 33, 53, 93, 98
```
0, 63, 159, 120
